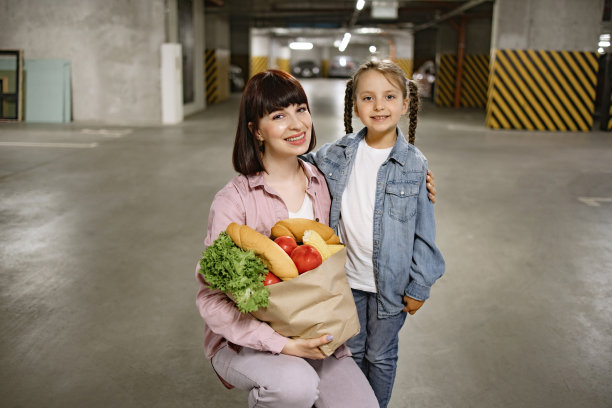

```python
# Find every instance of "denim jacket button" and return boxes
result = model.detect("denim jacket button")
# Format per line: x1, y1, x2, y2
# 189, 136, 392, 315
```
328, 172, 333, 177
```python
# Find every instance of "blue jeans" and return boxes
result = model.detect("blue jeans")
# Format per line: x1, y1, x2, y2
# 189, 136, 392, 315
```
346, 289, 407, 408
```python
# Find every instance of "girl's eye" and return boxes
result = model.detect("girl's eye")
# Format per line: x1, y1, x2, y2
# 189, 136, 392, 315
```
363, 96, 372, 101
386, 94, 396, 100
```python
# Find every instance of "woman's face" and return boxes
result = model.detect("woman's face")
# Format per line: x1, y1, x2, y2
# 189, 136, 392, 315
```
252, 103, 312, 159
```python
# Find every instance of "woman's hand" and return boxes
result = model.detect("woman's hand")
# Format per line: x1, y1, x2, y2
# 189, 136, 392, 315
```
281, 334, 332, 360
426, 170, 436, 204
403, 296, 425, 315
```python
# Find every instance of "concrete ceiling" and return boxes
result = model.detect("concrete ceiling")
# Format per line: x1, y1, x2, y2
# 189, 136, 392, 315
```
205, 0, 494, 33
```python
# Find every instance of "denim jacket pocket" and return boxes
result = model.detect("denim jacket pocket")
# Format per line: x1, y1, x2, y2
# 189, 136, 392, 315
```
385, 182, 419, 222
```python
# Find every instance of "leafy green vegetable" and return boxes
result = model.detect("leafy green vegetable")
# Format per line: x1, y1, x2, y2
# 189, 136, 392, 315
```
200, 231, 269, 313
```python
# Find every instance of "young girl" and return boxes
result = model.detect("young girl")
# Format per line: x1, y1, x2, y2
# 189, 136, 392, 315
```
195, 69, 380, 408
303, 60, 446, 407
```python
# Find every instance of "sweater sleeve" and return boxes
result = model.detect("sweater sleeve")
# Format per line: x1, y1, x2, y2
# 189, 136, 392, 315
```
196, 183, 288, 354
405, 162, 446, 301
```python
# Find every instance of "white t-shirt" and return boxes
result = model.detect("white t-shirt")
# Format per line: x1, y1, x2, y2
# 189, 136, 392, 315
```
339, 138, 392, 292
288, 193, 314, 220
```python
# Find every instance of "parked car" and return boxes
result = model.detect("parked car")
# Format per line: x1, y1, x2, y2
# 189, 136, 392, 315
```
291, 60, 321, 78
229, 65, 245, 92
328, 56, 356, 78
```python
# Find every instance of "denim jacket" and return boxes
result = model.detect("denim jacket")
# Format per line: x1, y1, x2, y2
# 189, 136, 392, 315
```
303, 127, 445, 318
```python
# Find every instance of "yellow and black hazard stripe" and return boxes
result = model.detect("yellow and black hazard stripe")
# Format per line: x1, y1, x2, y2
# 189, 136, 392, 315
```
608, 93, 612, 131
395, 58, 413, 79
461, 54, 489, 107
205, 49, 218, 105
435, 55, 456, 107
435, 54, 489, 107
486, 49, 599, 131
250, 56, 268, 78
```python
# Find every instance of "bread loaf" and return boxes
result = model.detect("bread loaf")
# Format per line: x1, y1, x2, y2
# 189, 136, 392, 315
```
271, 218, 341, 245
226, 223, 298, 281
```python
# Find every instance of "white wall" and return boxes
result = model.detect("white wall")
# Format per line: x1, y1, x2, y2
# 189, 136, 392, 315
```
0, 0, 206, 124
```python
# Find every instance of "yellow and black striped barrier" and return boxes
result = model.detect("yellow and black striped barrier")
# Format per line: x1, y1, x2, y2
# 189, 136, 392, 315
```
462, 54, 489, 107
250, 56, 268, 78
608, 93, 612, 131
395, 58, 413, 79
435, 55, 456, 107
486, 49, 599, 131
435, 54, 489, 108
205, 49, 218, 105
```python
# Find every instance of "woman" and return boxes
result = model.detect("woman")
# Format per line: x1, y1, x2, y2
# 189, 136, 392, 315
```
196, 70, 380, 408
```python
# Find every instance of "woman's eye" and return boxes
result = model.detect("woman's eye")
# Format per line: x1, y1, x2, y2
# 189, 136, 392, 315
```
272, 114, 284, 120
297, 106, 307, 113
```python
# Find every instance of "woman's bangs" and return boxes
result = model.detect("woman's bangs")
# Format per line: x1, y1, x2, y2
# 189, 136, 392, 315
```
259, 76, 307, 115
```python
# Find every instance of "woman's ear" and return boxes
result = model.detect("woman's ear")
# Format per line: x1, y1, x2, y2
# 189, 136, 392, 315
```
248, 122, 261, 140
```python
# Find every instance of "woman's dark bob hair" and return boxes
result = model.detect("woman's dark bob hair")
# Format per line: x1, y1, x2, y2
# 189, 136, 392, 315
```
233, 69, 317, 175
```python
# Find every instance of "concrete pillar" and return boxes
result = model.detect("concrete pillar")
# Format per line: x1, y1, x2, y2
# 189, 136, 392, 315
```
250, 31, 269, 77
275, 45, 291, 73
392, 32, 414, 78
486, 0, 604, 131
321, 46, 330, 77
491, 0, 603, 51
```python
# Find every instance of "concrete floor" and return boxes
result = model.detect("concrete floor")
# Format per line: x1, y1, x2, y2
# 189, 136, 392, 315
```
1, 78, 611, 408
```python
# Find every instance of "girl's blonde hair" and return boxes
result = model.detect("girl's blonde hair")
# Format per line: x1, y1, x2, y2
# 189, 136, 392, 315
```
343, 59, 419, 144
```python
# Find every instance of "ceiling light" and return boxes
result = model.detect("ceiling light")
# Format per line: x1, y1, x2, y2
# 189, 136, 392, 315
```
290, 41, 314, 50
356, 27, 382, 34
356, 0, 366, 10
369, 45, 377, 53
339, 33, 351, 52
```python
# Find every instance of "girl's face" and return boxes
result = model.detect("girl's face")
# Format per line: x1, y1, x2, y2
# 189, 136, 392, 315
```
354, 70, 408, 141
252, 103, 312, 159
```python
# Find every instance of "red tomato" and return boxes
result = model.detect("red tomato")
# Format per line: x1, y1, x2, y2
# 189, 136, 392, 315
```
263, 271, 281, 286
290, 244, 323, 274
274, 236, 298, 256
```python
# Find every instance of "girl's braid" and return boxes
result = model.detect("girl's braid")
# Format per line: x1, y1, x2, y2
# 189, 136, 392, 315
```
344, 79, 354, 134
407, 79, 419, 145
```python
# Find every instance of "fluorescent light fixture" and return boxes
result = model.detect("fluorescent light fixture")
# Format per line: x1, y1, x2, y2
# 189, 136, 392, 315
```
339, 33, 351, 52
356, 0, 366, 10
369, 45, 377, 53
356, 27, 382, 34
290, 41, 313, 50
598, 40, 610, 47
599, 47, 605, 54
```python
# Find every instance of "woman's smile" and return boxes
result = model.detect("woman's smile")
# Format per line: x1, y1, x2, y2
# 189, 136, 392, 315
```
285, 132, 306, 144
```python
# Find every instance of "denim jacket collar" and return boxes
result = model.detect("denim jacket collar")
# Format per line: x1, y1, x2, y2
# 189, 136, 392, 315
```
342, 127, 413, 167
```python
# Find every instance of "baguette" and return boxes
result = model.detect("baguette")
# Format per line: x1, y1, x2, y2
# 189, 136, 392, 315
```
226, 223, 298, 281
271, 218, 341, 245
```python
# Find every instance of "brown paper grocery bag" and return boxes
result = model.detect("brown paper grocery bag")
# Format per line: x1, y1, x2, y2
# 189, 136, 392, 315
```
250, 248, 360, 356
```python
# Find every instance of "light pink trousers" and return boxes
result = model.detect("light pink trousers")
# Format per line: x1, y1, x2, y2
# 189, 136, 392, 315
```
211, 345, 379, 408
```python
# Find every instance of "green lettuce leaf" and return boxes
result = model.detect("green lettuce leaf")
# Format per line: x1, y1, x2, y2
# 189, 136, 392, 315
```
199, 231, 269, 313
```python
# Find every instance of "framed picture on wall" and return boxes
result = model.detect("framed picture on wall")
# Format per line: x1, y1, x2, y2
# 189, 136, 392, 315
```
0, 50, 23, 122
